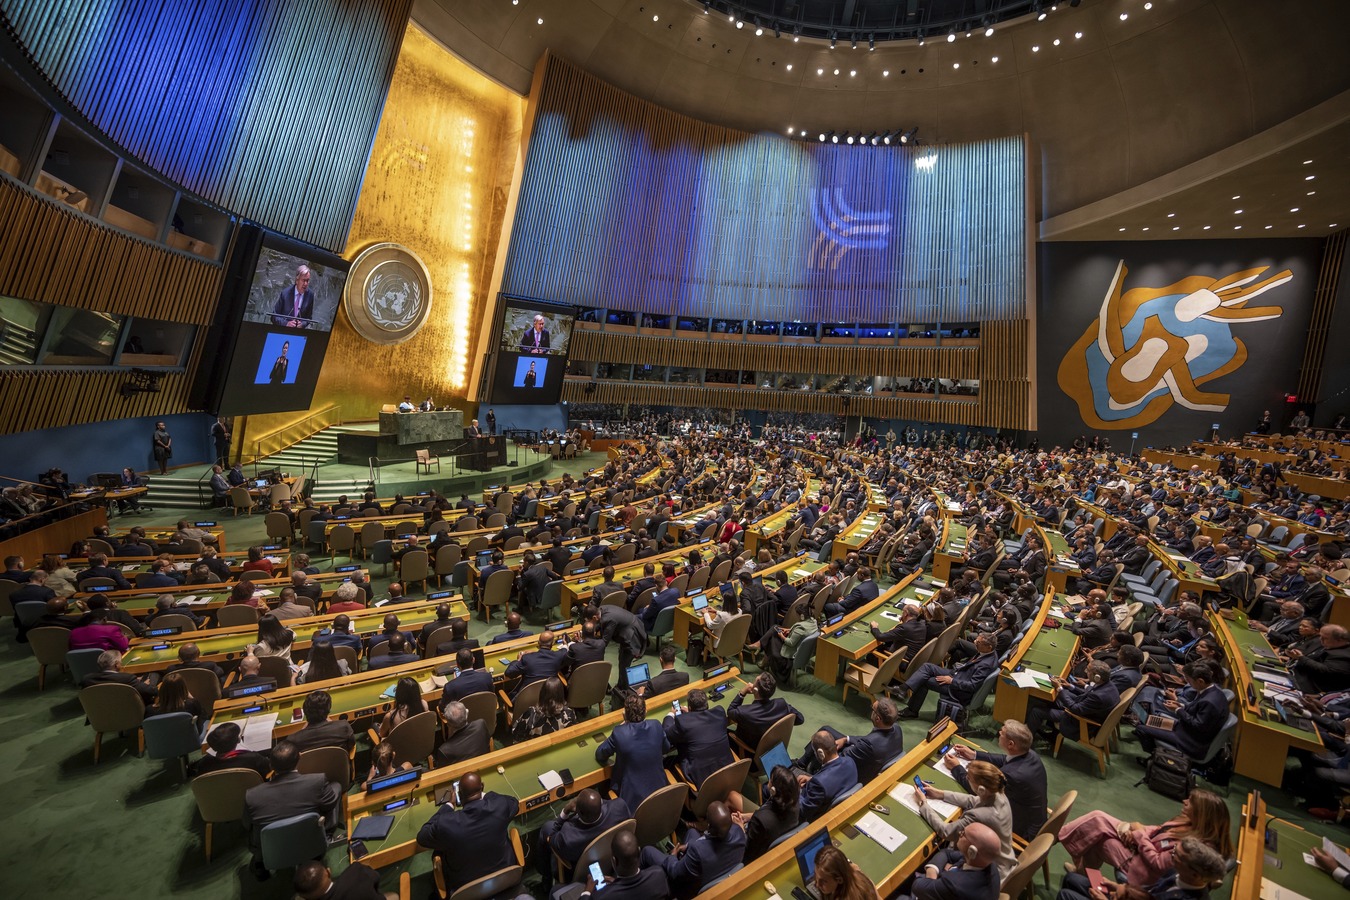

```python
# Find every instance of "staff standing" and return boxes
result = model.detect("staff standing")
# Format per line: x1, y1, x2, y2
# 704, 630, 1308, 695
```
152, 421, 172, 475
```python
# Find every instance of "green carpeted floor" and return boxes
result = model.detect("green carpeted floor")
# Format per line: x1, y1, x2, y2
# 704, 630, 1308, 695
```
0, 451, 1338, 897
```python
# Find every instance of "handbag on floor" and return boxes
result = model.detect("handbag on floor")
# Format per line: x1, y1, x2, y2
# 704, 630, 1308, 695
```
1136, 743, 1194, 800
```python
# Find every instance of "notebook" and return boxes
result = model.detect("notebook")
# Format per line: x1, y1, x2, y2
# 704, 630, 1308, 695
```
350, 815, 395, 841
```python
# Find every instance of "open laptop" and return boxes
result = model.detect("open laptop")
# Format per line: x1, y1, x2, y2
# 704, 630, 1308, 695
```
691, 594, 710, 612
758, 740, 793, 775
626, 663, 651, 692
795, 828, 832, 895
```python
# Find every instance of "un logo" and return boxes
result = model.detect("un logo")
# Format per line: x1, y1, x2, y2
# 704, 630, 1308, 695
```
343, 243, 434, 345
1057, 261, 1291, 429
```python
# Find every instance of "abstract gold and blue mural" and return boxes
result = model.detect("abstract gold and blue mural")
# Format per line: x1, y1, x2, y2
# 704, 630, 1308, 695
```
1058, 261, 1293, 429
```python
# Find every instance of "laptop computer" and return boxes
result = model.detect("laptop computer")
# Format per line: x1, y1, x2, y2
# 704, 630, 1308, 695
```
626, 663, 651, 691
691, 594, 710, 612
795, 829, 832, 891
758, 740, 793, 775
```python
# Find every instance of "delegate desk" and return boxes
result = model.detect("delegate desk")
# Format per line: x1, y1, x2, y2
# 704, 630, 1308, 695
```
708, 720, 959, 900
560, 542, 714, 619
833, 510, 885, 561
930, 521, 967, 583
120, 597, 469, 674
73, 569, 367, 617
992, 589, 1080, 725
813, 573, 922, 685
1208, 609, 1323, 787
1232, 791, 1348, 900
107, 524, 227, 551
67, 549, 290, 581
344, 667, 747, 869
671, 555, 827, 648
1153, 541, 1220, 599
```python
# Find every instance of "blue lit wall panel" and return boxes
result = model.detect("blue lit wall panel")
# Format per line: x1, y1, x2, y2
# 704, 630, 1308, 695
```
502, 57, 1026, 324
0, 0, 412, 251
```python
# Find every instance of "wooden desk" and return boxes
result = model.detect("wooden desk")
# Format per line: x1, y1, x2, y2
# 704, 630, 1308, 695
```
931, 521, 967, 583
1208, 610, 1323, 787
992, 589, 1080, 725
671, 556, 826, 648
813, 573, 922, 684
834, 510, 885, 561
1232, 791, 1347, 900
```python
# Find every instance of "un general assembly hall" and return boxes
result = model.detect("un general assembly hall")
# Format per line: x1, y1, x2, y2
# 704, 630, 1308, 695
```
3, 1, 1350, 898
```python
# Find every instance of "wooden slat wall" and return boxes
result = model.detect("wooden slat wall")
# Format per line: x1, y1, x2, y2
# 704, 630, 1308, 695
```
0, 178, 223, 323
1298, 228, 1347, 403
0, 0, 412, 251
501, 55, 1026, 324
0, 319, 211, 435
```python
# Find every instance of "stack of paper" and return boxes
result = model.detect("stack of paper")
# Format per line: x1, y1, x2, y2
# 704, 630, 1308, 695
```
855, 811, 907, 852
889, 784, 961, 820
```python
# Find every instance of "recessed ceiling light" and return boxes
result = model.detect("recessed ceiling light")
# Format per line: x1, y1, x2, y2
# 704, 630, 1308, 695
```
991, 56, 999, 62
1172, 226, 1180, 231
1120, 13, 1128, 21
1306, 175, 1316, 181
1231, 195, 1241, 200
883, 70, 890, 76
1119, 227, 1126, 232
833, 68, 840, 75
1167, 212, 1175, 218
653, 14, 659, 22
1234, 225, 1242, 230
953, 62, 959, 69
850, 69, 857, 76
786, 64, 793, 70
1308, 190, 1316, 196
1053, 38, 1061, 46
1142, 226, 1149, 231
1304, 159, 1314, 164
1144, 1, 1153, 8
536, 17, 543, 25
1291, 207, 1300, 213
1203, 225, 1211, 230
817, 68, 824, 75
1032, 45, 1040, 52
1298, 224, 1307, 229
1075, 31, 1083, 39
1234, 209, 1243, 214
1265, 225, 1273, 229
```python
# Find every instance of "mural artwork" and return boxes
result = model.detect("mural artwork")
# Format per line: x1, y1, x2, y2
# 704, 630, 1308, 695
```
1058, 261, 1292, 430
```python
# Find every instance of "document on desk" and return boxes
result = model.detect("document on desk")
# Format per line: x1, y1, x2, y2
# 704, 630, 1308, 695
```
538, 770, 564, 792
179, 595, 210, 606
1020, 668, 1052, 686
792, 568, 813, 578
1253, 671, 1295, 689
888, 784, 959, 820
931, 756, 958, 780
252, 589, 275, 597
1048, 608, 1070, 620
914, 588, 934, 598
1261, 877, 1313, 900
855, 811, 906, 852
1323, 837, 1350, 871
241, 713, 276, 752
1009, 671, 1042, 689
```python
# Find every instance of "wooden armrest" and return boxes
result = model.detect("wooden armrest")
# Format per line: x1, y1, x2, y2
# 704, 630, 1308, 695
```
509, 827, 525, 865
399, 871, 411, 900
730, 733, 754, 757
498, 689, 514, 709
366, 727, 382, 746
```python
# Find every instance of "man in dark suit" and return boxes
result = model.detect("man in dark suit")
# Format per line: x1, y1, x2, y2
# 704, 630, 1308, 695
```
292, 860, 389, 900
646, 644, 691, 696
727, 672, 804, 751
287, 691, 356, 754
1134, 660, 1229, 758
837, 698, 906, 782
242, 740, 341, 875
272, 266, 314, 328
439, 650, 495, 704
590, 566, 626, 605
81, 649, 157, 704
416, 771, 518, 895
487, 610, 532, 645
165, 642, 225, 683
1040, 661, 1120, 740
465, 419, 483, 438
947, 719, 1047, 840
596, 693, 671, 813
76, 553, 132, 590
504, 632, 567, 697
591, 830, 671, 900
907, 821, 1001, 900
562, 620, 607, 676
797, 730, 859, 822
193, 720, 272, 779
824, 566, 880, 616
434, 700, 490, 766
594, 603, 647, 690
640, 581, 682, 630
368, 633, 420, 669
538, 789, 631, 888
520, 315, 551, 353
1288, 623, 1350, 694
639, 802, 745, 900
898, 632, 999, 721
436, 618, 483, 656
1252, 600, 1307, 647
870, 603, 928, 659
418, 603, 459, 653
664, 688, 734, 788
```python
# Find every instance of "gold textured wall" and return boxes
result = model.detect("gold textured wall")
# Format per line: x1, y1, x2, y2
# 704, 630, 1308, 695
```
251, 24, 523, 437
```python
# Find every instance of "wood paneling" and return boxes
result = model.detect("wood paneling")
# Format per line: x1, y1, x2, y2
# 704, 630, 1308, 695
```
1299, 228, 1347, 403
0, 178, 224, 323
0, 0, 412, 251
0, 507, 107, 568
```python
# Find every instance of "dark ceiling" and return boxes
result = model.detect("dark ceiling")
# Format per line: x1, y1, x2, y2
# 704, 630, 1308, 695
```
711, 0, 1066, 42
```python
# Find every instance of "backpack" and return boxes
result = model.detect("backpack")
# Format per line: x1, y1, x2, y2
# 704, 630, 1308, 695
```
1136, 743, 1194, 800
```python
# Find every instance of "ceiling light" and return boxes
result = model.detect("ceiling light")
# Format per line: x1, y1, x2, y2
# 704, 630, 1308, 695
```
1167, 213, 1175, 218
787, 127, 794, 134
1038, 12, 1048, 21
846, 134, 855, 144
1232, 195, 1241, 200
830, 32, 837, 49
728, 13, 735, 22
653, 15, 659, 22
1172, 226, 1179, 231
1234, 225, 1242, 230
831, 133, 839, 143
817, 68, 823, 75
786, 63, 793, 70
1304, 159, 1313, 164
1265, 225, 1273, 229
851, 36, 858, 50
986, 27, 995, 37
1306, 175, 1316, 181
1119, 227, 1126, 232
1120, 13, 1128, 21
1054, 38, 1061, 46
1203, 225, 1211, 230
899, 127, 918, 144
991, 56, 999, 62
1144, 1, 1153, 8
1298, 224, 1306, 229
833, 68, 840, 75
1307, 191, 1315, 195
755, 26, 763, 36
1075, 31, 1083, 39
869, 35, 876, 51
819, 132, 827, 142
1032, 45, 1040, 52
736, 20, 744, 29
702, 1, 709, 12
947, 30, 956, 43
953, 62, 959, 68
1142, 227, 1149, 231
1234, 209, 1243, 214
536, 17, 543, 24
1291, 207, 1300, 212
883, 69, 890, 76
793, 26, 800, 41
849, 69, 856, 76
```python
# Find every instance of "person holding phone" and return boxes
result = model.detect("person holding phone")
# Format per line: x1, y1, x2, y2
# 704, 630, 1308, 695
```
537, 788, 631, 891
415, 771, 518, 895
579, 831, 670, 900
912, 761, 1016, 881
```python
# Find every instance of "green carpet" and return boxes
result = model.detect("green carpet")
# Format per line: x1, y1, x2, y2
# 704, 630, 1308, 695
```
0, 452, 1336, 897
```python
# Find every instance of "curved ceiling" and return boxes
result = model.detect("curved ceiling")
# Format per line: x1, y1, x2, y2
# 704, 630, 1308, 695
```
691, 1, 1054, 44
416, 0, 1350, 231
